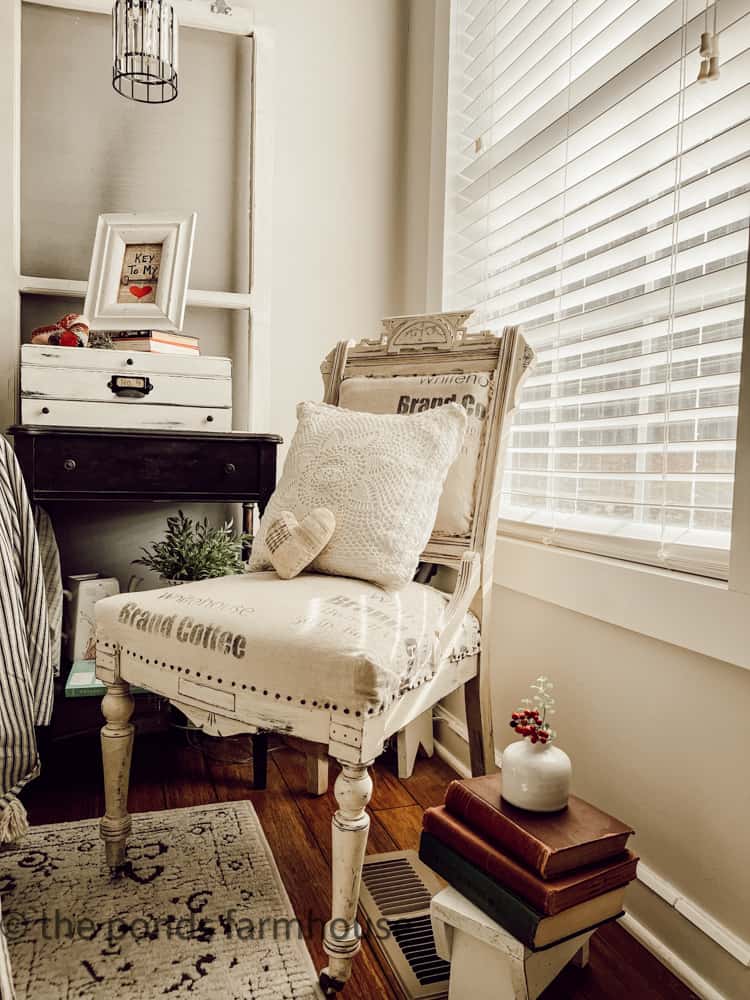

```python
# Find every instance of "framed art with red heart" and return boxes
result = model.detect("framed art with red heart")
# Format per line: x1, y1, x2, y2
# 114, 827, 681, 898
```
83, 212, 197, 332
117, 243, 162, 305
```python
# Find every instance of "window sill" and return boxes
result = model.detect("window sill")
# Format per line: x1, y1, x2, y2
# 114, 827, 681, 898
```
494, 534, 750, 672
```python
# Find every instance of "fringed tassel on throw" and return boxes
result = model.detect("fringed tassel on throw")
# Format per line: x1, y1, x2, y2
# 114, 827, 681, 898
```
0, 798, 29, 845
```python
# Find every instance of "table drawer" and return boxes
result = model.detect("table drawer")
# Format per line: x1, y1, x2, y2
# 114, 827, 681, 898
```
22, 399, 230, 433
33, 434, 265, 498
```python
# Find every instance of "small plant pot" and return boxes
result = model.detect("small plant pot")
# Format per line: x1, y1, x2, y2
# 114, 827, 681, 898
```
501, 739, 571, 812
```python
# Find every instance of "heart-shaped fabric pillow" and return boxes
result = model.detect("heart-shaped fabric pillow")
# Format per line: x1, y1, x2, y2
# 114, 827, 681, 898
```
265, 507, 335, 579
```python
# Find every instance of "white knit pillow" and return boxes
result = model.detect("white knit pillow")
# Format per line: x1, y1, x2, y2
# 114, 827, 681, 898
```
338, 372, 493, 536
249, 400, 467, 589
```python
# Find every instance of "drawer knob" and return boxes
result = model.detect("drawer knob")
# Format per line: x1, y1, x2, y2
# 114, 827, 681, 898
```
41, 406, 50, 415
206, 415, 214, 423
63, 458, 77, 472
126, 358, 134, 366
224, 463, 236, 475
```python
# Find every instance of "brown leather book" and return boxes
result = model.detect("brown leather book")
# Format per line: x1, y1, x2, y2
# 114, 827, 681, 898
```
420, 832, 628, 950
423, 806, 638, 915
444, 774, 633, 879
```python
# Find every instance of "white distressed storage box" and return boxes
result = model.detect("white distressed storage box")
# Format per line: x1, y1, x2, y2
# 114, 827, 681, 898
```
20, 345, 232, 432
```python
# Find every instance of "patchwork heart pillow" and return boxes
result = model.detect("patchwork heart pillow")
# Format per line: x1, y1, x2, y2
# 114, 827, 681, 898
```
265, 507, 336, 579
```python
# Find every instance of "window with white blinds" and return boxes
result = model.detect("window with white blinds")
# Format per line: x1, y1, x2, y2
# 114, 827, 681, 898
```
444, 0, 749, 578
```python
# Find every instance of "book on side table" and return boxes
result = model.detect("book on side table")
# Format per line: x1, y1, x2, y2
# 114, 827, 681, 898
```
423, 805, 638, 914
419, 773, 638, 952
111, 331, 200, 355
420, 832, 628, 951
444, 773, 634, 878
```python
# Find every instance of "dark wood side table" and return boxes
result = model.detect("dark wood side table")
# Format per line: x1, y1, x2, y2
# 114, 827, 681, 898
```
8, 424, 282, 790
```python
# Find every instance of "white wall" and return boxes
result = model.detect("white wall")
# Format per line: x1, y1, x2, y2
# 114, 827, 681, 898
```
250, 0, 407, 451
0, 4, 20, 432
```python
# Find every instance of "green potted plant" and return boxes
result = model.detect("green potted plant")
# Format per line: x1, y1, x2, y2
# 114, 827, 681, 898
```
133, 510, 251, 583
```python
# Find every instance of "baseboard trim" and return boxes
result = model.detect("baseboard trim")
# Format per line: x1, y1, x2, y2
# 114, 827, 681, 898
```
620, 913, 728, 1000
432, 705, 750, 972
636, 865, 750, 967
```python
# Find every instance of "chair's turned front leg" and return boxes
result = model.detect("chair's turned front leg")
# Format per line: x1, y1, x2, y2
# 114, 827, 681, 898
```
320, 760, 373, 995
99, 681, 135, 868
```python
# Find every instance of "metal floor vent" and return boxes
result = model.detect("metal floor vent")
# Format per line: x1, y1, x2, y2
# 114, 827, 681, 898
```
360, 850, 450, 1000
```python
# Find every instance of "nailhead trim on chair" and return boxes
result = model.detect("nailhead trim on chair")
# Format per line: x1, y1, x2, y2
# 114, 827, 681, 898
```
110, 641, 481, 720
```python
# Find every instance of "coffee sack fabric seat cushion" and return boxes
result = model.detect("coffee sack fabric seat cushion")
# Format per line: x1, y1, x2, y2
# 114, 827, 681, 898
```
95, 571, 481, 718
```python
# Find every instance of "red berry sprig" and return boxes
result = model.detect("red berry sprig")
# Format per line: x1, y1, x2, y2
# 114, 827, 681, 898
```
509, 677, 557, 743
509, 708, 551, 744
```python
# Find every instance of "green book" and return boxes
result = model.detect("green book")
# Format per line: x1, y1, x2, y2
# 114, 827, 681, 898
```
419, 832, 626, 951
65, 660, 144, 699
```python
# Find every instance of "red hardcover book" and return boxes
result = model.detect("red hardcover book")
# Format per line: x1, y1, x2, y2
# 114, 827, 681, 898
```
423, 806, 638, 915
444, 774, 633, 879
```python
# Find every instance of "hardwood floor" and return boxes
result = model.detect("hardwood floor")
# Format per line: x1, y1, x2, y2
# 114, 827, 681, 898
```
21, 729, 698, 1000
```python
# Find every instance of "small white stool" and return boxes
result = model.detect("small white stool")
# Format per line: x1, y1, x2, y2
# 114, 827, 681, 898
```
431, 886, 592, 1000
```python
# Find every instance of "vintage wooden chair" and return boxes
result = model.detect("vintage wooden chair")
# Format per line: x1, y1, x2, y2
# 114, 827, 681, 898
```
94, 310, 531, 995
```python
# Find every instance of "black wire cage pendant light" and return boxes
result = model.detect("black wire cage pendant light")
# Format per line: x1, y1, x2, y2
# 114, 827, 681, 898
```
113, 0, 179, 104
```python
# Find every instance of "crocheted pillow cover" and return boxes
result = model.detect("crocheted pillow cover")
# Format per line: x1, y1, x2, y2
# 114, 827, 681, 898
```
249, 400, 467, 589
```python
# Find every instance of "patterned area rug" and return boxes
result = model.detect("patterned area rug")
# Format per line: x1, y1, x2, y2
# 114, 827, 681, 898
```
0, 801, 323, 999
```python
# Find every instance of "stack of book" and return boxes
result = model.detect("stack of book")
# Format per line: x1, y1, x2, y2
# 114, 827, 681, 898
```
111, 331, 200, 355
419, 774, 637, 951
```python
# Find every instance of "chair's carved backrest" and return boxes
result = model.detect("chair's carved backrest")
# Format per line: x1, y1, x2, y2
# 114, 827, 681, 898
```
321, 311, 532, 600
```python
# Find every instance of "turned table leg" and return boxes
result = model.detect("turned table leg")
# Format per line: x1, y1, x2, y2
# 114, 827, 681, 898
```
100, 681, 135, 868
319, 760, 373, 995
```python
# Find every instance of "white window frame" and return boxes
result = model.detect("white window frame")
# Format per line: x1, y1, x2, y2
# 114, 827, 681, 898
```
728, 247, 750, 596
430, 2, 750, 669
491, 239, 750, 673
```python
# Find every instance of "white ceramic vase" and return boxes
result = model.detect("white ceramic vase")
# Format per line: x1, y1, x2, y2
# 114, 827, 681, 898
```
501, 739, 572, 812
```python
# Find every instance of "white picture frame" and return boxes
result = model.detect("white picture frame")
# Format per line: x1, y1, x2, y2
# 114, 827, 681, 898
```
83, 211, 197, 332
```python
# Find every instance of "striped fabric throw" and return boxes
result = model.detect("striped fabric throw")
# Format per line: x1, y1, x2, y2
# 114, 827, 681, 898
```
0, 436, 53, 844
35, 507, 62, 676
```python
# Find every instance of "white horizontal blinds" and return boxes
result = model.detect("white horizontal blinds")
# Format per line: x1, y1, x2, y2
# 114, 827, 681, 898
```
444, 0, 749, 578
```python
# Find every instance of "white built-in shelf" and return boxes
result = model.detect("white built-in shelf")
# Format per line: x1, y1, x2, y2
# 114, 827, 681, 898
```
19, 276, 253, 311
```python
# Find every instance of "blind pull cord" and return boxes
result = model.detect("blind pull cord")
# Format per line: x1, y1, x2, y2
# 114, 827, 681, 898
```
698, 1, 721, 82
